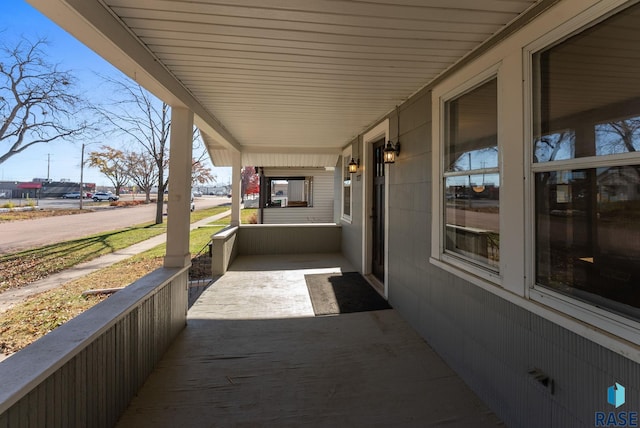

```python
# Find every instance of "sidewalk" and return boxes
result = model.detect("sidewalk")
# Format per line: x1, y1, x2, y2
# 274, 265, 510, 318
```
0, 210, 231, 362
0, 210, 231, 315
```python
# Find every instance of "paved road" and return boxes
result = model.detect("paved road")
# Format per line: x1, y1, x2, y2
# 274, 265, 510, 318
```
0, 196, 230, 255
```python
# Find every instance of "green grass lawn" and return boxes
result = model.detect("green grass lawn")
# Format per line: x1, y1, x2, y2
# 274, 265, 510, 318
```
0, 206, 233, 293
0, 223, 226, 355
0, 205, 257, 355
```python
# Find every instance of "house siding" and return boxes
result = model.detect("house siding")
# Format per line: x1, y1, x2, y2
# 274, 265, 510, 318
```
342, 84, 640, 426
338, 140, 364, 272
261, 168, 334, 224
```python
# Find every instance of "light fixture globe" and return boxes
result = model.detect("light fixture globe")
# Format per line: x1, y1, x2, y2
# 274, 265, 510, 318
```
348, 157, 358, 173
383, 140, 400, 164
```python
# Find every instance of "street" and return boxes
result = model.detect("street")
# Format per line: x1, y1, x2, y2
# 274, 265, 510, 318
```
0, 195, 230, 255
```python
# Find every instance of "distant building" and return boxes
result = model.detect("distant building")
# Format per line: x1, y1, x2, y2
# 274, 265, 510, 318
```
0, 179, 95, 199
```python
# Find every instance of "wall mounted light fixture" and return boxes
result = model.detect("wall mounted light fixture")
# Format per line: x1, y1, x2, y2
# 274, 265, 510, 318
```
384, 105, 401, 164
349, 137, 361, 174
348, 157, 359, 173
383, 140, 400, 164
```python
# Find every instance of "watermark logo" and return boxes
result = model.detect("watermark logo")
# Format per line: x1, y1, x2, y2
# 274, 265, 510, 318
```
609, 383, 626, 409
595, 382, 638, 427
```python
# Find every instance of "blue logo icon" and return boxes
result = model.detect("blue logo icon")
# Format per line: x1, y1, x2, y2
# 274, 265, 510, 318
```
608, 383, 626, 409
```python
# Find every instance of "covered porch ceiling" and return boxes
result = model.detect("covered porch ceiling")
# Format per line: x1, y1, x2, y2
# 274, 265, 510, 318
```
28, 0, 545, 167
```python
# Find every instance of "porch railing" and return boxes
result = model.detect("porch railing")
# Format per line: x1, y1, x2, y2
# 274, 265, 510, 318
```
0, 267, 189, 427
188, 238, 215, 306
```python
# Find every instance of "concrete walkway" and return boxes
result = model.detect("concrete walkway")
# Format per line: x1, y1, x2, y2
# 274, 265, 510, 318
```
117, 254, 503, 427
0, 211, 231, 362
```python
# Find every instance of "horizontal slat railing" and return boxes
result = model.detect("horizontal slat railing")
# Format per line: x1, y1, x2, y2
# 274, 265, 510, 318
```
0, 267, 189, 427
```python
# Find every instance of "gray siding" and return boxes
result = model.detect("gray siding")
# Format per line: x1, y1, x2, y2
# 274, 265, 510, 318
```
333, 157, 342, 223
342, 88, 640, 427
238, 224, 341, 255
340, 137, 364, 272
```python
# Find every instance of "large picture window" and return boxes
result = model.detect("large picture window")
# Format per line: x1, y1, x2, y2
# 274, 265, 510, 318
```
443, 78, 500, 270
532, 3, 640, 320
264, 177, 313, 208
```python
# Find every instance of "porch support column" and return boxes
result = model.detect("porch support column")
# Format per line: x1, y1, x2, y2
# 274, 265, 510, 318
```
164, 106, 194, 268
230, 150, 242, 227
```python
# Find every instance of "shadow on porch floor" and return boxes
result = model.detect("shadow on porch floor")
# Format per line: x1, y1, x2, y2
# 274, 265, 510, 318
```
116, 254, 503, 427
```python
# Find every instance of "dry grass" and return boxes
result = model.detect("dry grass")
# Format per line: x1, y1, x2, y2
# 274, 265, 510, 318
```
0, 223, 167, 293
0, 256, 164, 354
0, 224, 224, 356
0, 208, 92, 222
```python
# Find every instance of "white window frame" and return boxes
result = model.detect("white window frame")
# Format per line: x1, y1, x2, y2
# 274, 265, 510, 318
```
431, 64, 507, 287
524, 0, 640, 346
341, 147, 352, 223
430, 0, 640, 359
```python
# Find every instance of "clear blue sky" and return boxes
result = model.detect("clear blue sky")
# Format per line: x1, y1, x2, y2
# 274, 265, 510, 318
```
0, 1, 230, 187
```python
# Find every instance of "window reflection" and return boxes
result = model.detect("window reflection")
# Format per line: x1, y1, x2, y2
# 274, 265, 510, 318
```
343, 155, 351, 217
534, 130, 575, 162
536, 166, 640, 317
445, 79, 498, 172
265, 177, 312, 208
445, 175, 500, 268
444, 78, 499, 270
595, 118, 640, 156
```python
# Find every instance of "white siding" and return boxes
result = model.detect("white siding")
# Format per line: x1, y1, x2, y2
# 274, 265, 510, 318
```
262, 168, 334, 224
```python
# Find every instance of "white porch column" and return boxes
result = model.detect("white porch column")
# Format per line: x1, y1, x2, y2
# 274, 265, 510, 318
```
164, 106, 194, 268
230, 150, 242, 227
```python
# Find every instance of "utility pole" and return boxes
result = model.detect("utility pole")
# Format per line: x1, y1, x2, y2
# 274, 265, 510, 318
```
79, 143, 85, 210
47, 154, 50, 181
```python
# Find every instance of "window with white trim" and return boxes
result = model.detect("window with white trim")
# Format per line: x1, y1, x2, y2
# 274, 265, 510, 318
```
532, 3, 640, 321
264, 177, 313, 208
443, 77, 500, 271
342, 148, 352, 221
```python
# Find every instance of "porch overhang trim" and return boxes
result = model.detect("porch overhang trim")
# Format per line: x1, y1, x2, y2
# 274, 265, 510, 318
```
210, 149, 339, 168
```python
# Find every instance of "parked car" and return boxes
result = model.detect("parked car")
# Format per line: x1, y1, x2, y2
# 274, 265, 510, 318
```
92, 192, 119, 202
62, 192, 82, 199
192, 190, 203, 197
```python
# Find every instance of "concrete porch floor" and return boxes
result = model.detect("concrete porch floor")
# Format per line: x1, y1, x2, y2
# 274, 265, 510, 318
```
117, 254, 503, 427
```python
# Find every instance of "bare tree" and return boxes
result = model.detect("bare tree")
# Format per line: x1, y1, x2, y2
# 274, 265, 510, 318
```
596, 118, 640, 154
534, 131, 575, 163
96, 78, 170, 224
0, 36, 89, 164
190, 128, 216, 188
88, 145, 129, 196
125, 149, 157, 203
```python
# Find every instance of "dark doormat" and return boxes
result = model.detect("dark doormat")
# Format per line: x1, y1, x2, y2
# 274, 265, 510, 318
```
304, 272, 391, 316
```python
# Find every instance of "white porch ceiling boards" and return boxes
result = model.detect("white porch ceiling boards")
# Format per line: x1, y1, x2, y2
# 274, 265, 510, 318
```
29, 0, 540, 165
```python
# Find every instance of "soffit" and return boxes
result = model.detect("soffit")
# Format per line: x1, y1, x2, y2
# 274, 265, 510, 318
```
30, 0, 542, 165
